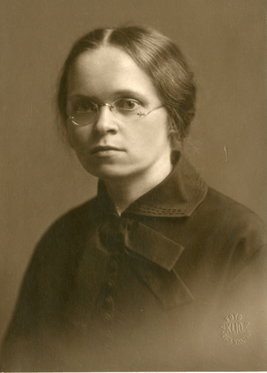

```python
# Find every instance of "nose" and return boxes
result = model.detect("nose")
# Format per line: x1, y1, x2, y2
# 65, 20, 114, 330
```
93, 105, 118, 135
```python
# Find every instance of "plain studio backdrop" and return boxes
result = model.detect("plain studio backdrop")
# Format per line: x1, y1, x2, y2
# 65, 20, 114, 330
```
0, 0, 266, 346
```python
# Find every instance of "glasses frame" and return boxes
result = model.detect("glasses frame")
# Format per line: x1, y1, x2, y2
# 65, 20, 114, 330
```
68, 99, 164, 126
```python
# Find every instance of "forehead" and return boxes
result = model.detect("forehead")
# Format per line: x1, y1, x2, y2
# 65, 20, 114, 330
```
67, 46, 159, 101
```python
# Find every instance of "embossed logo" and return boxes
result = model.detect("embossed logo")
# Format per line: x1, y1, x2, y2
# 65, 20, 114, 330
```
220, 314, 250, 345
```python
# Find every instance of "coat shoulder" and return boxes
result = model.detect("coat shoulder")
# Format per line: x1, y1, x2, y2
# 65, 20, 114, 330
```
44, 197, 99, 235
37, 197, 98, 248
22, 197, 99, 281
201, 187, 267, 247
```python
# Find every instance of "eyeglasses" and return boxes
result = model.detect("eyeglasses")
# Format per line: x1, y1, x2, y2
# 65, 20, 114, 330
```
68, 98, 163, 126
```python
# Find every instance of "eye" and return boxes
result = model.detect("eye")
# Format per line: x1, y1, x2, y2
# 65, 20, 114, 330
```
73, 100, 97, 113
115, 98, 140, 111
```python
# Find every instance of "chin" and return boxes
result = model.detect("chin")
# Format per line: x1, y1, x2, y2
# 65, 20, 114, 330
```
84, 164, 132, 181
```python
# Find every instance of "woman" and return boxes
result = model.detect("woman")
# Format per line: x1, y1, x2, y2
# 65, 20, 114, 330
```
1, 25, 266, 371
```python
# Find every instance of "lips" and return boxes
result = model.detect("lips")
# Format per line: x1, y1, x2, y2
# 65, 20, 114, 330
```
90, 145, 123, 155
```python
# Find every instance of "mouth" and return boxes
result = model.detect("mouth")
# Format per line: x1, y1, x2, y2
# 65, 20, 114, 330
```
90, 146, 124, 155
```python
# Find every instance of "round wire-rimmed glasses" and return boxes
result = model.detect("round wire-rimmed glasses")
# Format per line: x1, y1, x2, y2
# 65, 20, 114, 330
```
68, 98, 163, 126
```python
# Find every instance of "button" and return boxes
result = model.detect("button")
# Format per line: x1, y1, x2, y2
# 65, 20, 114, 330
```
103, 312, 113, 320
104, 295, 113, 306
102, 296, 114, 314
109, 260, 118, 272
106, 280, 114, 290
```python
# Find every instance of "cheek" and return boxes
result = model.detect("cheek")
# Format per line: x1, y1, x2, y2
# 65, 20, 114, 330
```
137, 121, 170, 148
67, 124, 92, 152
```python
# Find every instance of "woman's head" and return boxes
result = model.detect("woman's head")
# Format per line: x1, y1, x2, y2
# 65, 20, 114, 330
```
57, 25, 196, 144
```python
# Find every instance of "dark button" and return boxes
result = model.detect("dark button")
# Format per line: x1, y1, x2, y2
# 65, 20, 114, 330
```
106, 280, 114, 290
102, 296, 114, 314
103, 312, 113, 321
104, 295, 113, 306
109, 260, 118, 272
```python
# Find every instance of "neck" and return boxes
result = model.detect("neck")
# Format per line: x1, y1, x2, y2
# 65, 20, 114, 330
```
103, 159, 173, 216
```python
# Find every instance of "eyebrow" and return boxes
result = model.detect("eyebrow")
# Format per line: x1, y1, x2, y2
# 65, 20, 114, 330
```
112, 90, 147, 101
69, 90, 148, 104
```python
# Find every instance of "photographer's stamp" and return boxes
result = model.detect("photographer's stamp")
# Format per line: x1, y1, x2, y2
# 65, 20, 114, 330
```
220, 314, 250, 345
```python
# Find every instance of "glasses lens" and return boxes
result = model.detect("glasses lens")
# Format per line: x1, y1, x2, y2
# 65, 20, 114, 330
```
113, 99, 143, 122
71, 101, 97, 126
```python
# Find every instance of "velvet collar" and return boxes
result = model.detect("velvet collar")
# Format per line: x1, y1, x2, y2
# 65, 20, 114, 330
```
96, 154, 208, 218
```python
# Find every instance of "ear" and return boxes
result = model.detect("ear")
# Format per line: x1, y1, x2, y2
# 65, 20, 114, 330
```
167, 117, 181, 151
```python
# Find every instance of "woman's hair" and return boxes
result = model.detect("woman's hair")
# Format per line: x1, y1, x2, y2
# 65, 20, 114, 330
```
57, 25, 196, 143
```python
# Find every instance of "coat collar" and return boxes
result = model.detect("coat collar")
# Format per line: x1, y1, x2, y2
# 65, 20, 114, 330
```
96, 154, 208, 218
73, 155, 207, 310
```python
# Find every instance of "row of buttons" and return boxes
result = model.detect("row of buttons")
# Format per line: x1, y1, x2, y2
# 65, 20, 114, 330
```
100, 256, 120, 322
98, 220, 126, 325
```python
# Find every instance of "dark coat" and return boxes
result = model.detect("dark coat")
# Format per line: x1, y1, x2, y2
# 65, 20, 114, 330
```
1, 156, 267, 371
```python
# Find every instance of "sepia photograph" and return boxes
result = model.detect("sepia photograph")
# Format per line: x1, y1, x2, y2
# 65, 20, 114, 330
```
0, 0, 266, 370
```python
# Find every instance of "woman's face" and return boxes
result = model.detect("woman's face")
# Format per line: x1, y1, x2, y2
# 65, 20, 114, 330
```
66, 46, 172, 182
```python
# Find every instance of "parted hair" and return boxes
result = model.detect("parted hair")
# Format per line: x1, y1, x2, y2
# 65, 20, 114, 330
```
57, 25, 196, 142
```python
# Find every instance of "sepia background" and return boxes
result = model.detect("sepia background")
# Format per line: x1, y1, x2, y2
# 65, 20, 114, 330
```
0, 0, 266, 345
